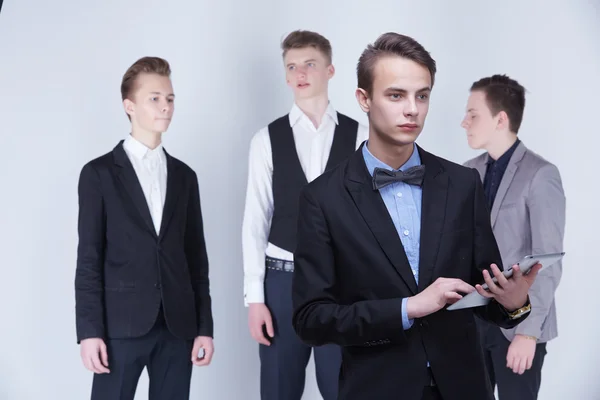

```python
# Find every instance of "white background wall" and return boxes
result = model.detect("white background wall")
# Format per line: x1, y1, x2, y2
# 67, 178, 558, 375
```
1, 0, 598, 399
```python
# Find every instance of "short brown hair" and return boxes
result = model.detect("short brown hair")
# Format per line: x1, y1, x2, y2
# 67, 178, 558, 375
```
121, 56, 171, 101
281, 30, 333, 65
470, 74, 526, 133
357, 32, 436, 95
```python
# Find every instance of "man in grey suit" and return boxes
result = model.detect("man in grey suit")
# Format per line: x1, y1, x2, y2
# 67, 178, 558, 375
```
461, 74, 566, 400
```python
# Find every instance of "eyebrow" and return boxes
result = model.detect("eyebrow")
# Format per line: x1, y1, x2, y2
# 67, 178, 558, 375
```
467, 108, 477, 113
384, 86, 432, 94
150, 92, 175, 97
286, 59, 318, 67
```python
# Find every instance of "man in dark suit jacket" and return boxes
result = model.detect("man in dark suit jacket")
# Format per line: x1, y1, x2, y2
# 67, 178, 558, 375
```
75, 57, 214, 400
291, 33, 540, 400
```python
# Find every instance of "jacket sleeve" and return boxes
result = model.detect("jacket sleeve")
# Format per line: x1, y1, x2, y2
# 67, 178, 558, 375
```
292, 187, 407, 347
75, 163, 106, 343
185, 171, 214, 337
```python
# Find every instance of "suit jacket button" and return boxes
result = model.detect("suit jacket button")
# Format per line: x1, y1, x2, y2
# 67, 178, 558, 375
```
155, 283, 161, 289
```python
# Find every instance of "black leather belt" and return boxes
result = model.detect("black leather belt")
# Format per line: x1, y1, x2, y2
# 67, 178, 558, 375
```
266, 256, 294, 272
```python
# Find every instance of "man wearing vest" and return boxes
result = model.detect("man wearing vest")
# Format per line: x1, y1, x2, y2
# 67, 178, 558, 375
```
241, 30, 368, 400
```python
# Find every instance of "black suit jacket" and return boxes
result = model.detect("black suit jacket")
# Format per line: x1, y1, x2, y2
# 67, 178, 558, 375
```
292, 144, 528, 400
75, 141, 213, 343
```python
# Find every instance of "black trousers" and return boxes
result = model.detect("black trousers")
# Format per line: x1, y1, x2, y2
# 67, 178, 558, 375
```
260, 267, 342, 400
91, 307, 194, 400
478, 319, 547, 400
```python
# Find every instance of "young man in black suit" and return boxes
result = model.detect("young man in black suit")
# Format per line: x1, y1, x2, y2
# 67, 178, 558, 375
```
291, 33, 540, 400
75, 57, 214, 400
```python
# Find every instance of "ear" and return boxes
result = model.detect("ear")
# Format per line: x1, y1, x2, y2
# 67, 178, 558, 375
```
123, 98, 135, 118
355, 88, 370, 113
327, 64, 335, 79
496, 110, 509, 131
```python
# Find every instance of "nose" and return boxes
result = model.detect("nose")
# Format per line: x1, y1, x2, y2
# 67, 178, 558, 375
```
404, 98, 418, 117
461, 118, 468, 129
161, 100, 172, 114
295, 65, 307, 78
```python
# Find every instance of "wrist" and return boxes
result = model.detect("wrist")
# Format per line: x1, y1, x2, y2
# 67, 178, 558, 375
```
504, 299, 531, 320
405, 296, 422, 319
504, 295, 529, 313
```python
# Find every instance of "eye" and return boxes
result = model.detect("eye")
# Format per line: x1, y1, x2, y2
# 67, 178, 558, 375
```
390, 94, 401, 100
418, 94, 429, 100
307, 62, 315, 67
151, 97, 158, 101
288, 65, 295, 71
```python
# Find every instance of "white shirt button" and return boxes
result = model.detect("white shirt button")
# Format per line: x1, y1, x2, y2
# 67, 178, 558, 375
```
397, 192, 403, 198
403, 230, 410, 236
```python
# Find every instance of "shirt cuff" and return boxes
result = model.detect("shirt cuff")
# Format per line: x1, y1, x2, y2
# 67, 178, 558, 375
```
244, 280, 265, 306
401, 297, 414, 330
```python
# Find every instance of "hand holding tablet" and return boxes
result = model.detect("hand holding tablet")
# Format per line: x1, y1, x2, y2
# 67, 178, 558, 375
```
446, 252, 565, 311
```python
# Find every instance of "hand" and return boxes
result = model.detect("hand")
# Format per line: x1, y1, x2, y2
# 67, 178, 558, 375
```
80, 338, 110, 374
475, 263, 541, 311
406, 278, 475, 319
248, 303, 274, 346
191, 336, 214, 367
507, 334, 537, 374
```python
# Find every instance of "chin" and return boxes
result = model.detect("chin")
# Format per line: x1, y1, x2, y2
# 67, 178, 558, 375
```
296, 86, 321, 99
153, 122, 171, 133
467, 138, 482, 150
393, 131, 421, 146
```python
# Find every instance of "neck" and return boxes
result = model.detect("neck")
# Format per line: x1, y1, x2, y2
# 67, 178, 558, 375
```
131, 127, 162, 150
487, 133, 518, 160
295, 93, 329, 128
367, 132, 415, 170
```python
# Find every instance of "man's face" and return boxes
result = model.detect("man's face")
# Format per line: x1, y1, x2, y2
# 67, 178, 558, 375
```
357, 56, 431, 147
124, 73, 174, 134
461, 90, 498, 150
284, 47, 334, 100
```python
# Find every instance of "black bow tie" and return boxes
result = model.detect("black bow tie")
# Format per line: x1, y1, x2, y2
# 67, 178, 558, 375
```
372, 165, 426, 190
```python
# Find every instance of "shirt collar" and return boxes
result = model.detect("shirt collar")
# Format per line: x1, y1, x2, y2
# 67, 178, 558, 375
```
123, 134, 165, 163
288, 101, 338, 127
362, 141, 421, 177
486, 138, 520, 166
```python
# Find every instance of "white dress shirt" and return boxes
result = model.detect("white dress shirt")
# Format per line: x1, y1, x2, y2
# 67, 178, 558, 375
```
123, 135, 168, 234
242, 103, 369, 305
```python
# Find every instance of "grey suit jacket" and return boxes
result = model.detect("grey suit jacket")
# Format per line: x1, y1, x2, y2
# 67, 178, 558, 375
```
464, 141, 566, 343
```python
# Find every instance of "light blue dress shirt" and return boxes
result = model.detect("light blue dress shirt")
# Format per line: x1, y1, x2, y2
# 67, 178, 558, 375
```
362, 142, 422, 329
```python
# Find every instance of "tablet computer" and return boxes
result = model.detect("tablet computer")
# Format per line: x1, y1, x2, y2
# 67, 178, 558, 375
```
446, 252, 565, 311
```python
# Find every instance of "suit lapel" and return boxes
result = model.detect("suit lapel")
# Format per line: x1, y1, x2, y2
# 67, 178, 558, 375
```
158, 151, 183, 240
113, 141, 156, 237
345, 147, 418, 294
417, 147, 448, 290
490, 143, 527, 227
473, 157, 486, 182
